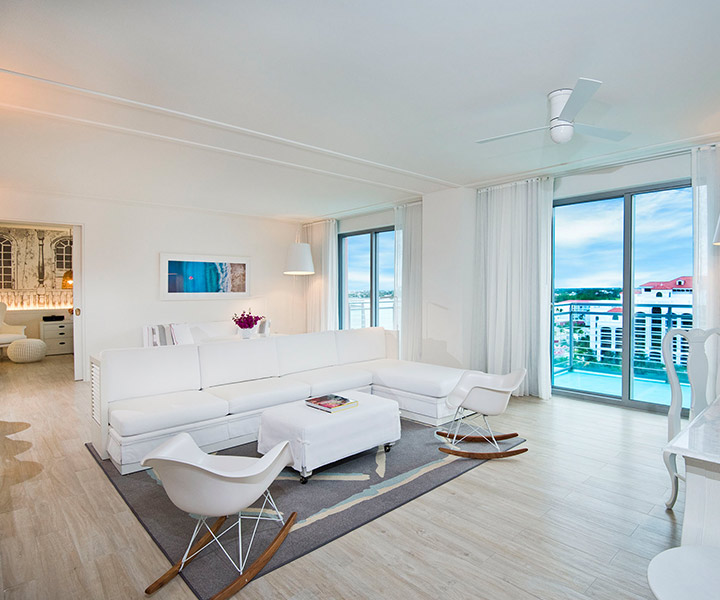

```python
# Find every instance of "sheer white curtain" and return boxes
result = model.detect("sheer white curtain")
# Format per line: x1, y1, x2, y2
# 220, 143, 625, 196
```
302, 219, 338, 332
472, 178, 553, 398
394, 201, 423, 361
692, 146, 720, 330
692, 146, 720, 402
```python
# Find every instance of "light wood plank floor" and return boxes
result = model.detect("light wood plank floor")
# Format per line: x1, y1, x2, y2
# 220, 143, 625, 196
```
1, 355, 682, 599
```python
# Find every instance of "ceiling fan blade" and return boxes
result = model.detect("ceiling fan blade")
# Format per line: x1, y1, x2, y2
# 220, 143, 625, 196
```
558, 77, 602, 122
574, 122, 630, 141
475, 125, 549, 145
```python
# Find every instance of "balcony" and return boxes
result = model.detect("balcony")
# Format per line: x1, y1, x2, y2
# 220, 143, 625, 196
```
346, 296, 395, 329
553, 302, 691, 408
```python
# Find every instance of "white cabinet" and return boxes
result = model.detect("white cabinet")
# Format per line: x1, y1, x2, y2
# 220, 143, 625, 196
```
40, 320, 74, 355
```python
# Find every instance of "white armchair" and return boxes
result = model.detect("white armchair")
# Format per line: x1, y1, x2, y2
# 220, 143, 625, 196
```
0, 302, 26, 353
141, 433, 296, 599
436, 368, 528, 459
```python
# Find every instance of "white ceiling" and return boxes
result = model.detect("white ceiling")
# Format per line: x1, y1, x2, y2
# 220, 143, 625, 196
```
1, 1, 719, 221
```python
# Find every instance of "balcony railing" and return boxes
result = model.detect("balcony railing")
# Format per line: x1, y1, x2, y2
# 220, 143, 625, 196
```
553, 302, 693, 385
346, 296, 395, 329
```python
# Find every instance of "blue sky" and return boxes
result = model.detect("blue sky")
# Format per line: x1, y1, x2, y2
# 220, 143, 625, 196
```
554, 187, 693, 289
345, 231, 395, 292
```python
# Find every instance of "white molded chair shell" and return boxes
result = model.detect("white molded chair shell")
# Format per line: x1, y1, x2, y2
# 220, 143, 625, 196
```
446, 368, 527, 415
141, 433, 292, 517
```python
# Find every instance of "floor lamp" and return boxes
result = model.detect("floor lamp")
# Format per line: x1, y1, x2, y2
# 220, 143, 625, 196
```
284, 243, 314, 333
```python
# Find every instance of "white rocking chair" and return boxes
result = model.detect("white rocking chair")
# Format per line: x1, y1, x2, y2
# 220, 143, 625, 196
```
436, 368, 527, 459
141, 433, 295, 600
661, 328, 720, 509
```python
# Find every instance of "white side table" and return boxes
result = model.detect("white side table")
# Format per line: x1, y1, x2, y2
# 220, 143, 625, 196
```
647, 546, 720, 600
664, 398, 720, 546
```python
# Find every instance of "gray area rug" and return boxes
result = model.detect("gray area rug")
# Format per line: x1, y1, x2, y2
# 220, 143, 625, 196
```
88, 420, 524, 600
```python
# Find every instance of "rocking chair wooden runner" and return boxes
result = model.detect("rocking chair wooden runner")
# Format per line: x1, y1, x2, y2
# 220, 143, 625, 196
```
141, 433, 296, 600
436, 369, 528, 459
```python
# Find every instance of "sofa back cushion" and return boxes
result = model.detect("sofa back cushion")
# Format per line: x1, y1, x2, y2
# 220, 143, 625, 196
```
198, 338, 280, 388
275, 331, 338, 375
189, 321, 238, 342
101, 344, 201, 403
335, 327, 387, 364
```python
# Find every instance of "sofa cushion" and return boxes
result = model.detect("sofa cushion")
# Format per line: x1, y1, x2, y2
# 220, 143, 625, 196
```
101, 345, 201, 404
283, 365, 373, 396
362, 359, 464, 398
275, 331, 338, 375
108, 390, 228, 437
335, 327, 386, 365
205, 377, 311, 414
198, 338, 279, 388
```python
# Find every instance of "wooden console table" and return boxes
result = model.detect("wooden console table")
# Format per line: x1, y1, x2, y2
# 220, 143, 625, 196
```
664, 398, 720, 546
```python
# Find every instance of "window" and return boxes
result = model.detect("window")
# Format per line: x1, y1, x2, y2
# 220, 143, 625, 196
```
553, 181, 693, 410
54, 237, 73, 271
0, 234, 13, 289
339, 227, 395, 329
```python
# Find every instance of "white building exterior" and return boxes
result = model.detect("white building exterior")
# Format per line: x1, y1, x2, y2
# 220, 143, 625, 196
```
554, 276, 693, 370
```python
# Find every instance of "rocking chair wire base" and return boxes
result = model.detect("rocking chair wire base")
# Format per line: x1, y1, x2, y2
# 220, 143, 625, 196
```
439, 446, 528, 459
210, 511, 297, 600
145, 516, 228, 595
435, 430, 519, 443
437, 408, 527, 460
145, 512, 297, 599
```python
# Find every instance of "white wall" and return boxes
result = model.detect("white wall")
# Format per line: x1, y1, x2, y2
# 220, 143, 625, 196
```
0, 190, 302, 375
421, 187, 476, 368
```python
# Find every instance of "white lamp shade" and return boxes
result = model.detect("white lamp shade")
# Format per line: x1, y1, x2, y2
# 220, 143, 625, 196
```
714, 215, 720, 245
284, 243, 315, 275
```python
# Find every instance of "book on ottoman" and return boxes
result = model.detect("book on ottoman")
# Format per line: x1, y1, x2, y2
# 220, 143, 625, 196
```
306, 394, 358, 413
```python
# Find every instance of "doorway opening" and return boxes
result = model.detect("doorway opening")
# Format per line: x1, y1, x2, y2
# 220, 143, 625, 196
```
0, 220, 84, 380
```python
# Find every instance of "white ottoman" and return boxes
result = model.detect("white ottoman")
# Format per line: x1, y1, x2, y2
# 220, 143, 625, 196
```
258, 390, 401, 483
7, 338, 47, 363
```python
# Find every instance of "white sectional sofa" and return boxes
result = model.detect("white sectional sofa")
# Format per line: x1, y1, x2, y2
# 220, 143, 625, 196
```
90, 327, 468, 474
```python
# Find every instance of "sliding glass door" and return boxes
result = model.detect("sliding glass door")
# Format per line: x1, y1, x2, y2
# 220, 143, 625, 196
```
552, 182, 693, 410
631, 187, 693, 408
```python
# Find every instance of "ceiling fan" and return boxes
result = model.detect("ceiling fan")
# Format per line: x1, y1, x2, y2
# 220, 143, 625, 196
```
475, 78, 629, 145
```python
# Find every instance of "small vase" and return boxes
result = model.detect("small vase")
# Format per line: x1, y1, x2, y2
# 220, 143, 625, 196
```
240, 328, 252, 339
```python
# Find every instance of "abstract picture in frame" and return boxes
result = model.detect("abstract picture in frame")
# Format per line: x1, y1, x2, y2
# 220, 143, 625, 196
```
160, 253, 250, 300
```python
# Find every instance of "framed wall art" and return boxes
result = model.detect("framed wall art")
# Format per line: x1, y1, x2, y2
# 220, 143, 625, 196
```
160, 253, 250, 300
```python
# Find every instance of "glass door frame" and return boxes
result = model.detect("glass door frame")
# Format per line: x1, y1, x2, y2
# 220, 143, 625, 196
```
552, 178, 691, 414
338, 226, 394, 330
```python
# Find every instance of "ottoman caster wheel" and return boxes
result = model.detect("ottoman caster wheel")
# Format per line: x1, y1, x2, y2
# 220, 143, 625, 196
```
300, 476, 308, 484
384, 444, 393, 453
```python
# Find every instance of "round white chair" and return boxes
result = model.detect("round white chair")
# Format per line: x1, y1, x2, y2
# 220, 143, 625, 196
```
141, 433, 296, 600
436, 368, 528, 459
7, 339, 47, 363
647, 546, 720, 599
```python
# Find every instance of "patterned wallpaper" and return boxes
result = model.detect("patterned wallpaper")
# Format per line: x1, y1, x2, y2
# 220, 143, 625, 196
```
0, 224, 73, 310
